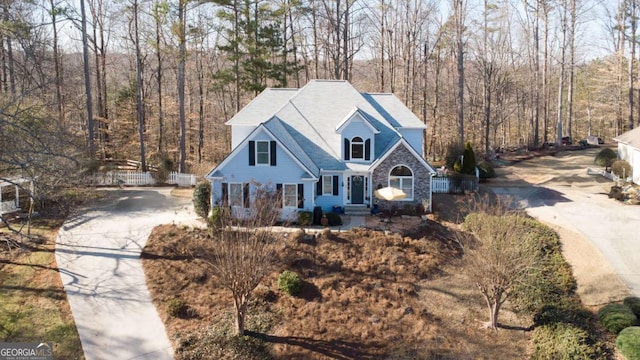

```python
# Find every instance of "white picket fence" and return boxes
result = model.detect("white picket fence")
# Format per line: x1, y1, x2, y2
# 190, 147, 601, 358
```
167, 172, 198, 186
432, 177, 450, 193
94, 171, 198, 187
432, 175, 479, 194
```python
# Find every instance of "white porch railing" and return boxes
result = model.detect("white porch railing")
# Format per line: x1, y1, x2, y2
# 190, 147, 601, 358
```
94, 171, 198, 187
1, 200, 19, 214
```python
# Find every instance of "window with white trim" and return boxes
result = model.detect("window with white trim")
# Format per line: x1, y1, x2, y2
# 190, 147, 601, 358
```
322, 175, 333, 195
389, 165, 413, 200
283, 184, 298, 207
229, 183, 243, 207
256, 141, 270, 164
351, 136, 364, 159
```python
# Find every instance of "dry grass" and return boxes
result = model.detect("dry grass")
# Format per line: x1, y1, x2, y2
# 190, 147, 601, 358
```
142, 199, 535, 359
0, 219, 84, 359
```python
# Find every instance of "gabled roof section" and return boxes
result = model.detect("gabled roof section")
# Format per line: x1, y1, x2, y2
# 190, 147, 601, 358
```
362, 93, 426, 129
335, 107, 381, 134
205, 121, 318, 180
225, 88, 298, 126
262, 116, 320, 175
614, 127, 640, 149
371, 139, 436, 174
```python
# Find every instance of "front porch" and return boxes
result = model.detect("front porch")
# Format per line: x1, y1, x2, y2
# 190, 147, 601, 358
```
342, 204, 371, 216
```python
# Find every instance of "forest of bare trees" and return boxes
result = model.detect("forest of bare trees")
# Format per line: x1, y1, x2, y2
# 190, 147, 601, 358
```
1, 0, 638, 179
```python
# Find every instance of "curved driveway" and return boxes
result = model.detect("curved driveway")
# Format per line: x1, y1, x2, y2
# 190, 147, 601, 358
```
56, 188, 200, 360
486, 148, 640, 298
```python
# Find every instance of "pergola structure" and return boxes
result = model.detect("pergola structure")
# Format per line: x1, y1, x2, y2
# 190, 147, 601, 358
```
0, 177, 33, 216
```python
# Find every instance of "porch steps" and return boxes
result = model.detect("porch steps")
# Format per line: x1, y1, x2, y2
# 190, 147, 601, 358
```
343, 205, 371, 216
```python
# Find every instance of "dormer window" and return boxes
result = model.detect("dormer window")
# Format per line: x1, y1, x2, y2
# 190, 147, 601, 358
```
351, 137, 364, 159
344, 137, 372, 161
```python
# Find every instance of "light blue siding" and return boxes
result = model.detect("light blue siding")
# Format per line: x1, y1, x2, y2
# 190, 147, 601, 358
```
211, 181, 222, 206
313, 173, 343, 212
342, 120, 374, 162
221, 133, 308, 184
399, 128, 423, 154
212, 130, 317, 215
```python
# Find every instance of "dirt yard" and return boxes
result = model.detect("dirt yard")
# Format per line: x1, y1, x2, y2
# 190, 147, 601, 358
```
143, 218, 534, 360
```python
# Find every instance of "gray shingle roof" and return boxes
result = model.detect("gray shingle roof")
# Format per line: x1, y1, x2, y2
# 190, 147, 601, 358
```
229, 80, 423, 174
614, 127, 640, 149
226, 88, 298, 125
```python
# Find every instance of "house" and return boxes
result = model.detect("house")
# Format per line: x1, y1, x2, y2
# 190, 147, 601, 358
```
613, 127, 640, 185
205, 80, 436, 220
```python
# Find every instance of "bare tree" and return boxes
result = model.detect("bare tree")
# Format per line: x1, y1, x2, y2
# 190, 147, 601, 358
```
152, 1, 168, 155
557, 0, 568, 145
49, 0, 64, 122
197, 183, 282, 335
453, 0, 466, 145
132, 0, 146, 171
177, 0, 187, 172
461, 197, 539, 330
629, 0, 637, 131
0, 96, 83, 239
80, 0, 95, 159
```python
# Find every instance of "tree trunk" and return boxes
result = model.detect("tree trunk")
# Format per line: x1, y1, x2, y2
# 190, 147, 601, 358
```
342, 0, 349, 81
134, 0, 146, 172
617, 0, 626, 136
80, 0, 95, 159
454, 0, 465, 145
287, 2, 300, 87
234, 296, 246, 335
380, 0, 385, 92
422, 41, 428, 157
234, 1, 240, 112
490, 301, 501, 330
629, 0, 637, 131
566, 0, 576, 140
533, 0, 540, 147
50, 0, 63, 122
482, 292, 502, 330
483, 0, 490, 156
429, 45, 441, 161
557, 0, 567, 146
197, 34, 204, 164
178, 0, 187, 172
3, 1, 15, 96
542, 1, 549, 144
154, 1, 165, 155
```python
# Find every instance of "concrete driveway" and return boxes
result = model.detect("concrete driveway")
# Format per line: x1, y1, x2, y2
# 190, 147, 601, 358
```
485, 147, 640, 299
56, 188, 200, 360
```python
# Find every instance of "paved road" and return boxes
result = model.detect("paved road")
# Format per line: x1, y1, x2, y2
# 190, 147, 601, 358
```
485, 148, 640, 297
56, 188, 200, 360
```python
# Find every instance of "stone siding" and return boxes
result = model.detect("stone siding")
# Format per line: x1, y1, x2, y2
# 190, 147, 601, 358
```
372, 145, 432, 212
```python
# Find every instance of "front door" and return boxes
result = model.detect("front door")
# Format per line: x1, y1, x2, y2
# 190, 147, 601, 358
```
351, 175, 364, 204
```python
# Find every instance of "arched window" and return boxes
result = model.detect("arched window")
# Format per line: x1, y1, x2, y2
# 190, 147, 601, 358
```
389, 165, 413, 200
351, 136, 364, 159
